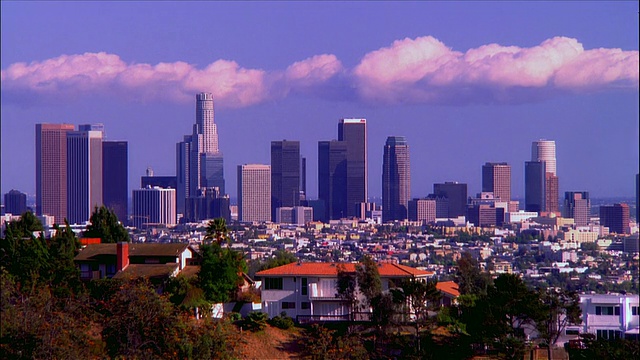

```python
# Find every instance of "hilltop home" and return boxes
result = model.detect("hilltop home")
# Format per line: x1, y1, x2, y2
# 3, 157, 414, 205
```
570, 293, 640, 340
74, 242, 200, 283
255, 262, 434, 322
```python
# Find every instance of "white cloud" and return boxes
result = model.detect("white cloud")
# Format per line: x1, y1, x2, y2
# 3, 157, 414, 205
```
2, 36, 637, 107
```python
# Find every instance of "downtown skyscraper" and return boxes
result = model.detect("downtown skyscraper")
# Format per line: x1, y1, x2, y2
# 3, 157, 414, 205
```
271, 140, 300, 221
102, 141, 128, 223
382, 136, 411, 222
177, 93, 225, 218
36, 123, 75, 223
67, 129, 103, 224
318, 140, 347, 221
529, 139, 559, 213
338, 118, 367, 217
238, 164, 271, 223
482, 162, 511, 201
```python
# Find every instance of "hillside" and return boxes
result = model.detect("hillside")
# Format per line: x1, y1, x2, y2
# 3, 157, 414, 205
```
237, 325, 302, 359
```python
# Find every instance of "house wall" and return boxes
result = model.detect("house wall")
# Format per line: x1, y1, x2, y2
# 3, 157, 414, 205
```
579, 294, 639, 338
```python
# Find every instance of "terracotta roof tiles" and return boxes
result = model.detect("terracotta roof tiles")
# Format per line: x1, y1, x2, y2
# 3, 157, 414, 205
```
256, 262, 433, 278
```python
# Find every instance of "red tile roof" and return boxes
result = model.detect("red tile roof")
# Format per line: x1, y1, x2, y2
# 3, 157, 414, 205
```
436, 280, 460, 297
256, 262, 433, 278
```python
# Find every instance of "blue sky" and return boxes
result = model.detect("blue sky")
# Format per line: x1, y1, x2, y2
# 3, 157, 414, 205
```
2, 1, 638, 200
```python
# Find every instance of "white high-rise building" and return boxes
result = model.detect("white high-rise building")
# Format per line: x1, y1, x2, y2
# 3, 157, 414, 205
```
238, 164, 271, 223
67, 129, 103, 224
531, 140, 556, 175
132, 186, 176, 228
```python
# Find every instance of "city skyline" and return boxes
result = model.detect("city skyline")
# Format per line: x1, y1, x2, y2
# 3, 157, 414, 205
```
2, 2, 638, 201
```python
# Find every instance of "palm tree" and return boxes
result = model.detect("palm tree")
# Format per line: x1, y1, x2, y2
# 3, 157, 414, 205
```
204, 218, 229, 246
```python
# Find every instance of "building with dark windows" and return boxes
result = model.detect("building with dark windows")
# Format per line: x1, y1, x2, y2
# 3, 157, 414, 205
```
132, 186, 176, 228
238, 164, 271, 223
4, 190, 27, 215
102, 141, 128, 223
408, 198, 436, 223
271, 140, 300, 221
318, 140, 347, 220
433, 182, 467, 218
67, 129, 103, 224
531, 140, 559, 213
600, 203, 630, 235
36, 123, 75, 224
382, 136, 411, 222
200, 152, 225, 195
525, 161, 546, 213
338, 118, 367, 217
563, 191, 590, 227
141, 175, 177, 190
176, 135, 192, 216
482, 162, 511, 201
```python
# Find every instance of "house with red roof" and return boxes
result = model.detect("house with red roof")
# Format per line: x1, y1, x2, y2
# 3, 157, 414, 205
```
255, 262, 434, 322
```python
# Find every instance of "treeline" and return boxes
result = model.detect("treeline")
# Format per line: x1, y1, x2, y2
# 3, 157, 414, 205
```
0, 210, 247, 359
296, 253, 639, 360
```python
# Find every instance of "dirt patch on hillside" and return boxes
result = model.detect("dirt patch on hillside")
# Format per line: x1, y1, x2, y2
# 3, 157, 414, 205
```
237, 325, 303, 359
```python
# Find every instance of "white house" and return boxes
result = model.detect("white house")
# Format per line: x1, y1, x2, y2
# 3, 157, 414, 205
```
565, 293, 640, 340
255, 262, 434, 321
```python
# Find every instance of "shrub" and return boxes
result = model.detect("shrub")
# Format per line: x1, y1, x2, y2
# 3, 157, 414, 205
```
268, 311, 294, 330
243, 311, 268, 332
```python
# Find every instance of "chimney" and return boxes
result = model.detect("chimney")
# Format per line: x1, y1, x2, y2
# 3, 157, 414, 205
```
117, 242, 129, 272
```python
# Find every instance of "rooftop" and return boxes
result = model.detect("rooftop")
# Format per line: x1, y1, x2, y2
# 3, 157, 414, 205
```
256, 262, 433, 278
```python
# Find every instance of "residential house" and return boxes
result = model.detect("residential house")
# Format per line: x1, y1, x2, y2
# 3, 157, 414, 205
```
255, 262, 434, 322
570, 293, 640, 340
75, 242, 200, 284
436, 281, 460, 306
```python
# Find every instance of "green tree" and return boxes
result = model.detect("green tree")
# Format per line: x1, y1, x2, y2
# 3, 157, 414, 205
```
198, 243, 247, 303
391, 278, 442, 353
205, 217, 229, 245
537, 288, 581, 360
456, 252, 491, 296
83, 206, 129, 243
47, 221, 83, 296
335, 263, 358, 319
356, 255, 382, 309
101, 279, 180, 359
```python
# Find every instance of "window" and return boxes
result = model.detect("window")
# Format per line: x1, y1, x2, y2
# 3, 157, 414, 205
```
565, 329, 579, 336
264, 277, 283, 290
282, 302, 296, 309
301, 302, 311, 310
632, 306, 639, 316
301, 278, 308, 296
596, 329, 621, 340
595, 306, 620, 316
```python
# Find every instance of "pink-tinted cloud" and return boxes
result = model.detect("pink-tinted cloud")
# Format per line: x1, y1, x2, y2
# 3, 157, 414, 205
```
2, 36, 637, 107
351, 36, 638, 104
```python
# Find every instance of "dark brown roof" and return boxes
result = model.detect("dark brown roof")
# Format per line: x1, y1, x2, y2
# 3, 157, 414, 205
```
112, 264, 179, 279
178, 265, 201, 278
75, 243, 191, 261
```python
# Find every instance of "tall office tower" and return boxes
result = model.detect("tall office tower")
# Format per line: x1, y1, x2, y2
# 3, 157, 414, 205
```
531, 140, 556, 175
238, 164, 271, 223
524, 161, 545, 213
433, 182, 467, 218
563, 191, 590, 227
338, 118, 367, 217
271, 140, 301, 221
482, 162, 511, 201
132, 187, 176, 228
532, 139, 559, 212
4, 190, 27, 215
176, 135, 192, 216
300, 157, 307, 200
600, 203, 630, 235
636, 174, 640, 223
408, 198, 436, 223
189, 93, 221, 197
102, 141, 128, 223
67, 129, 103, 224
36, 123, 75, 223
200, 152, 225, 194
382, 136, 411, 222
545, 173, 559, 213
318, 140, 348, 220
